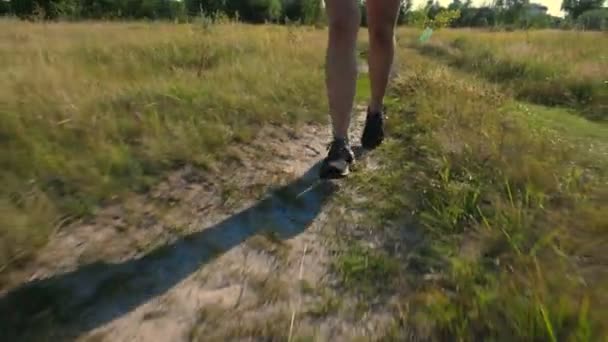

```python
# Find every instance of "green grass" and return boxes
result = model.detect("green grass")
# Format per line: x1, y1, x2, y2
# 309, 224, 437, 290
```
521, 103, 608, 140
0, 20, 329, 279
512, 102, 608, 172
335, 244, 400, 296
356, 74, 371, 103
405, 29, 608, 121
337, 47, 608, 340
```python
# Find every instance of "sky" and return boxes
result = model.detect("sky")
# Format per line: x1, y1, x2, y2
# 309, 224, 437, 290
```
411, 0, 565, 17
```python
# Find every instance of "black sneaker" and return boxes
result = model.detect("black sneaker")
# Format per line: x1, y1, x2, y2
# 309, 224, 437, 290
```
361, 107, 385, 150
319, 138, 355, 179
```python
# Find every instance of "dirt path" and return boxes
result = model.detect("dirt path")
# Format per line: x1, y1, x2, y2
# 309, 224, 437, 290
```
0, 106, 392, 341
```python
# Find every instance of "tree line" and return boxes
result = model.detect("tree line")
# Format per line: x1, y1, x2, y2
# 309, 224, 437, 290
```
1, 0, 606, 30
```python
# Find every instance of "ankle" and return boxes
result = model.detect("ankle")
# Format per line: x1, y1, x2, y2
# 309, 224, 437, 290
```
333, 136, 349, 146
368, 103, 384, 115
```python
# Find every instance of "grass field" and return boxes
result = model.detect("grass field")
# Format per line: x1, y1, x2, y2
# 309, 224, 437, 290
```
409, 29, 608, 121
0, 19, 328, 276
341, 30, 608, 340
1, 20, 607, 340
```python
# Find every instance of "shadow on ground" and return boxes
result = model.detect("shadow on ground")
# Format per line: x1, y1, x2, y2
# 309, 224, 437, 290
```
0, 161, 337, 341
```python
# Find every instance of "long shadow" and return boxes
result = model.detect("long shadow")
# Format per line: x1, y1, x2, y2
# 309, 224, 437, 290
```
0, 161, 336, 341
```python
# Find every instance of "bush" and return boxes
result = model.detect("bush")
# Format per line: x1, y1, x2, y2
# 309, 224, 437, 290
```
408, 7, 461, 30
0, 0, 10, 15
10, 0, 60, 19
559, 18, 575, 29
184, 0, 227, 17
228, 0, 282, 23
577, 8, 608, 30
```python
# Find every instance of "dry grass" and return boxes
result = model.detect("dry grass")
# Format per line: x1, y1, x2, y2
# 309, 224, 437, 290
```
404, 28, 608, 120
189, 304, 293, 342
339, 45, 608, 340
246, 231, 291, 262
426, 29, 607, 79
2, 20, 607, 340
0, 20, 329, 276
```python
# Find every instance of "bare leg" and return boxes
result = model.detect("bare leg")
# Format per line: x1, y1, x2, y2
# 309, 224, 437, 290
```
325, 0, 360, 141
366, 0, 401, 114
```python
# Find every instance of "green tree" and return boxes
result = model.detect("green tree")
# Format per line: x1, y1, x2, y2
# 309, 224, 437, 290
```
398, 0, 413, 24
448, 0, 466, 11
11, 0, 61, 19
409, 5, 460, 29
10, 0, 193, 19
502, 0, 529, 24
184, 0, 227, 17
51, 0, 81, 18
449, 0, 495, 27
433, 8, 461, 27
301, 0, 322, 24
424, 0, 445, 19
562, 0, 605, 19
1, 0, 11, 15
283, 0, 303, 21
228, 0, 282, 22
576, 7, 608, 29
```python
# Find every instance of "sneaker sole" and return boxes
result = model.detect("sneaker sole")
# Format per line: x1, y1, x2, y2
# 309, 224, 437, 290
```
319, 167, 350, 179
319, 160, 353, 179
329, 159, 349, 171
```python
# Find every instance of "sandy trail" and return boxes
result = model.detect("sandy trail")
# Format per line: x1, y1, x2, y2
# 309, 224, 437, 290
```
0, 107, 389, 342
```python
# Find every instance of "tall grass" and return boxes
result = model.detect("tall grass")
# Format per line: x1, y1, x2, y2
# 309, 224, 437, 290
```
339, 48, 607, 339
408, 29, 608, 121
0, 20, 328, 279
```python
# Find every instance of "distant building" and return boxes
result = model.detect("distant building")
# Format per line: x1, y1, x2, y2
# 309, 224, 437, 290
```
524, 3, 549, 17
